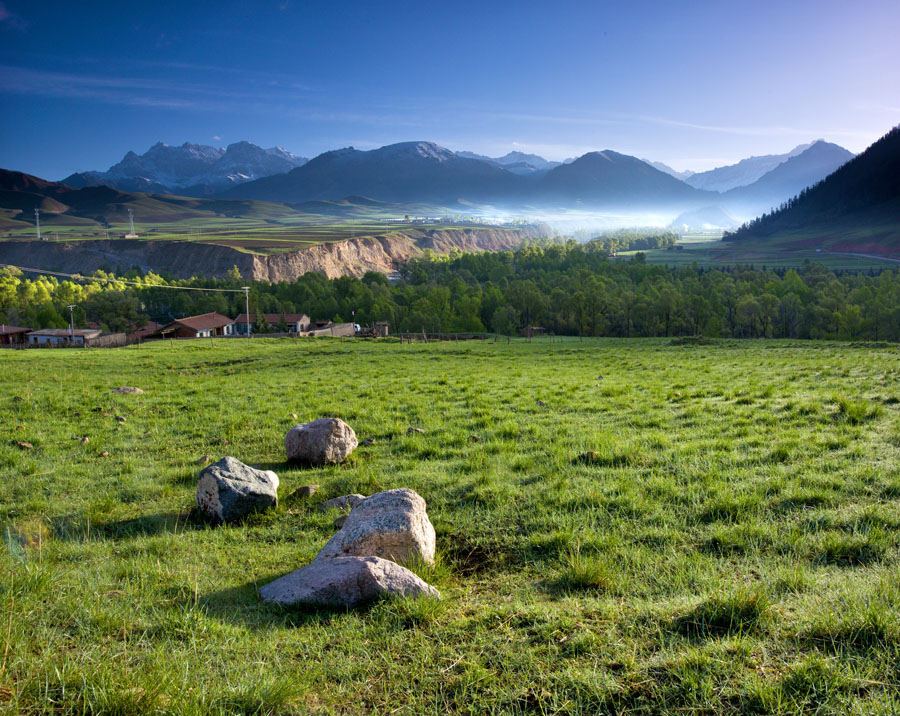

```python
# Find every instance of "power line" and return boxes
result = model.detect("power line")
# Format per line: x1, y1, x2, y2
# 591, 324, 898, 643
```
0, 263, 248, 293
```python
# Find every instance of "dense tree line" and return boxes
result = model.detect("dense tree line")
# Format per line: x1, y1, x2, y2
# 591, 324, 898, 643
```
3, 241, 900, 340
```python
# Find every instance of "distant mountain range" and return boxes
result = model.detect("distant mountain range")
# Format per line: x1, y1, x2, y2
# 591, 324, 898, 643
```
456, 150, 563, 175
45, 136, 858, 218
641, 160, 695, 181
683, 143, 815, 192
62, 141, 308, 196
722, 141, 855, 210
217, 141, 714, 209
724, 126, 900, 255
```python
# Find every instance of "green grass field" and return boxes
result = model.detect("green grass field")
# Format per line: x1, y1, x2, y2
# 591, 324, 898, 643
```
3, 337, 900, 714
621, 237, 900, 271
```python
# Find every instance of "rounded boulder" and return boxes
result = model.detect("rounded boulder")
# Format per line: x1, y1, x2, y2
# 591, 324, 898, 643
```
285, 418, 358, 465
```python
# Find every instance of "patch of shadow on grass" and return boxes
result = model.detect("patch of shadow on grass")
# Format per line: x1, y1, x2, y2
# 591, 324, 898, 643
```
51, 510, 204, 541
200, 578, 343, 628
672, 588, 770, 640
444, 533, 510, 575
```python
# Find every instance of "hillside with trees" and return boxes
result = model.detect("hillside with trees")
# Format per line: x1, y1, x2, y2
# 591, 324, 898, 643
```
723, 127, 900, 254
4, 239, 900, 341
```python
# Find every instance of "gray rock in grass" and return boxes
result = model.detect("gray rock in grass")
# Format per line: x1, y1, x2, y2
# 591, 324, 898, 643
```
319, 493, 366, 513
317, 488, 435, 566
258, 555, 439, 607
196, 456, 279, 524
285, 418, 357, 465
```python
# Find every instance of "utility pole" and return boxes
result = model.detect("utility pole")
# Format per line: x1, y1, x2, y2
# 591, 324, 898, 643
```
34, 208, 41, 240
66, 304, 75, 339
242, 287, 250, 339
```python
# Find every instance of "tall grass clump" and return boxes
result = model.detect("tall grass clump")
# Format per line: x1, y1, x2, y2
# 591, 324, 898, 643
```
674, 586, 771, 638
833, 395, 883, 424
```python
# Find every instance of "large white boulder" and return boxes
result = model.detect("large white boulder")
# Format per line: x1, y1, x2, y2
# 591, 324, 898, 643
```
258, 555, 439, 607
316, 488, 436, 565
196, 456, 279, 524
285, 418, 357, 465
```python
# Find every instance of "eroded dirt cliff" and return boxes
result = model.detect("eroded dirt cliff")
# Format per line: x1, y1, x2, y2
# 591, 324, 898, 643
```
0, 225, 551, 281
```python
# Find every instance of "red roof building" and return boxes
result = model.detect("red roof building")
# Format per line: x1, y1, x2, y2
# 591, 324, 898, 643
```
153, 312, 236, 339
0, 325, 31, 346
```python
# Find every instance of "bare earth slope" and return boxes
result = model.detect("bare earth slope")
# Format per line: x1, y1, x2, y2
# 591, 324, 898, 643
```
0, 225, 546, 280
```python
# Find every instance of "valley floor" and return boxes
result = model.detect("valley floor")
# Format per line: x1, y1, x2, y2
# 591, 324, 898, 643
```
2, 337, 900, 714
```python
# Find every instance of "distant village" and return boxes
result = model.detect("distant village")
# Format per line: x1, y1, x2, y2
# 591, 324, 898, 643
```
0, 312, 389, 349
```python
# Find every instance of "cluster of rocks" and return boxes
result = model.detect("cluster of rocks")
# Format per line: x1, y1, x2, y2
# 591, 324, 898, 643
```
194, 417, 440, 608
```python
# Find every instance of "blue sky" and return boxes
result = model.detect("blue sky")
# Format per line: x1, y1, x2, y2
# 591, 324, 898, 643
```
1, 0, 898, 180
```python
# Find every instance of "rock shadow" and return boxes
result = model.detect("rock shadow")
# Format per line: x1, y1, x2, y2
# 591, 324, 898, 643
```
51, 510, 207, 541
199, 574, 346, 628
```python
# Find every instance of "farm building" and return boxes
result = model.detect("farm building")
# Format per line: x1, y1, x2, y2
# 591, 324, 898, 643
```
302, 322, 356, 338
0, 325, 32, 346
126, 321, 164, 342
233, 313, 311, 335
26, 328, 102, 346
153, 312, 236, 339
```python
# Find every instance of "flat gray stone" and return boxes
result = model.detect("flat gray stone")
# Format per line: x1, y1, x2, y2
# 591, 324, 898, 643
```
319, 494, 366, 513
258, 555, 439, 607
317, 488, 435, 565
196, 456, 279, 524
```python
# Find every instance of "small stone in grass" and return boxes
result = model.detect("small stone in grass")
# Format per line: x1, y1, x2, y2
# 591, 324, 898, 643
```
195, 454, 213, 465
469, 435, 481, 442
16, 441, 33, 450
116, 416, 126, 423
111, 387, 144, 395
73, 412, 81, 418
218, 438, 230, 446
537, 400, 546, 407
289, 484, 319, 500
334, 514, 348, 529
16, 425, 24, 431
361, 437, 375, 446
81, 437, 89, 444
290, 413, 299, 419
407, 427, 424, 435
319, 494, 366, 513
100, 451, 109, 457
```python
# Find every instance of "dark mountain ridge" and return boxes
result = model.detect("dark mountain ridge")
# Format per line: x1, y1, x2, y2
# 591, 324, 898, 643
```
723, 141, 854, 211
725, 126, 900, 246
222, 141, 716, 208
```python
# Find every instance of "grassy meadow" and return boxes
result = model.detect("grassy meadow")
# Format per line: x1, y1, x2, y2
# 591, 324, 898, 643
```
621, 237, 900, 271
2, 337, 900, 714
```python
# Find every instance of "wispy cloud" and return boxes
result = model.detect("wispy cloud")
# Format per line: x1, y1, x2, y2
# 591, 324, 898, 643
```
0, 64, 422, 127
632, 114, 878, 141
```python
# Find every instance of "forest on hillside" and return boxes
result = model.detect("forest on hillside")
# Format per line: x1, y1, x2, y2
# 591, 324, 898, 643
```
3, 238, 900, 341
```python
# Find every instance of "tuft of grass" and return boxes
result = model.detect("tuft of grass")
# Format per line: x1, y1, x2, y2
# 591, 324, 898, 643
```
674, 586, 771, 638
833, 395, 883, 424
555, 546, 626, 593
